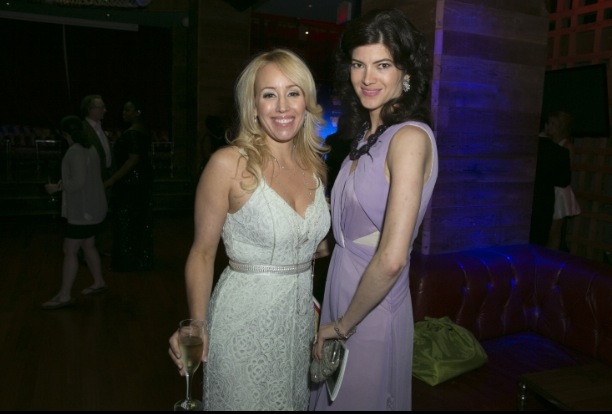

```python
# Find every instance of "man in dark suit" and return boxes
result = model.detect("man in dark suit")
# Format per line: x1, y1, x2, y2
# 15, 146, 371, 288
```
80, 94, 113, 181
529, 132, 571, 245
80, 94, 113, 257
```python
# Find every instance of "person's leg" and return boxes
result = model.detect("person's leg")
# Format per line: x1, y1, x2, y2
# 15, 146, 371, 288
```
559, 217, 570, 252
58, 237, 83, 299
43, 237, 82, 304
547, 218, 563, 250
82, 235, 106, 289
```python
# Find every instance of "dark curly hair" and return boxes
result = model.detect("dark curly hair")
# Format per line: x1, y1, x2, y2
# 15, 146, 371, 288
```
334, 8, 432, 142
59, 115, 91, 148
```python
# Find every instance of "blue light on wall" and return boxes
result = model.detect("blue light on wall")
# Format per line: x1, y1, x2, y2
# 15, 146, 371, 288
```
317, 83, 342, 140
320, 113, 339, 140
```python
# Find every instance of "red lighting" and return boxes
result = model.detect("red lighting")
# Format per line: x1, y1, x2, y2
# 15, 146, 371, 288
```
337, 1, 351, 24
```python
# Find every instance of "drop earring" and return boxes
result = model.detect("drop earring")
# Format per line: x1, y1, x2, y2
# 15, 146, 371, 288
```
402, 77, 411, 93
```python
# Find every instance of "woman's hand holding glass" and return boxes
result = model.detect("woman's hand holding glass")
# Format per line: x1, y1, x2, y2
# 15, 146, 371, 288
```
169, 319, 208, 411
169, 320, 209, 375
44, 178, 61, 203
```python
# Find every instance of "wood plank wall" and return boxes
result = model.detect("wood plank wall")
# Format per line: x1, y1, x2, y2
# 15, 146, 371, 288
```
568, 137, 612, 262
193, 0, 251, 175
140, 0, 250, 180
363, 0, 550, 254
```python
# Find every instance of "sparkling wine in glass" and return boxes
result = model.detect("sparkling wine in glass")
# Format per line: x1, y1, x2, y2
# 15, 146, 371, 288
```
174, 319, 206, 411
46, 176, 56, 203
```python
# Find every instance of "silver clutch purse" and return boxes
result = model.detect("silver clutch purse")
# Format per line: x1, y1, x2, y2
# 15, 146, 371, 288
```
310, 339, 342, 383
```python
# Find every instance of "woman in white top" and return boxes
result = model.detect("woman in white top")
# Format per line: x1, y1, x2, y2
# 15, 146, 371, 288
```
42, 115, 108, 310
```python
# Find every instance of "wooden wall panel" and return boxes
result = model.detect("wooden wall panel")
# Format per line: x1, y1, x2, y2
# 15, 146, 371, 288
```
448, 0, 547, 16
436, 56, 545, 112
438, 157, 535, 183
432, 182, 531, 206
567, 137, 612, 262
170, 25, 189, 178
442, 31, 546, 65
443, 1, 548, 43
439, 132, 534, 157
193, 0, 251, 174
430, 0, 548, 253
436, 107, 541, 135
198, 0, 251, 117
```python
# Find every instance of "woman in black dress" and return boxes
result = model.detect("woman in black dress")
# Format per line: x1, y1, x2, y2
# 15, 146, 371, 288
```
105, 97, 154, 271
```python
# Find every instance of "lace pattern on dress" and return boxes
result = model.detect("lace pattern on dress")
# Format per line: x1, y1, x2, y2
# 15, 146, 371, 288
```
204, 179, 330, 410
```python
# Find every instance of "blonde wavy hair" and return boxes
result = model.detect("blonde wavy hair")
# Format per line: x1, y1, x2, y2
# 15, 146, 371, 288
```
230, 48, 329, 192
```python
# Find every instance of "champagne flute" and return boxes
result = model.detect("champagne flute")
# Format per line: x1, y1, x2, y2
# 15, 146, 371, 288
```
174, 319, 206, 411
46, 176, 56, 203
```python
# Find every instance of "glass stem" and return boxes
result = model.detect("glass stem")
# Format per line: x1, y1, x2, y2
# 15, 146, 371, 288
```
185, 374, 192, 402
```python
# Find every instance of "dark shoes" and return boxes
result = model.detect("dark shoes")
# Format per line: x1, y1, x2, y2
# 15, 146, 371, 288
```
41, 296, 76, 310
42, 285, 108, 310
81, 285, 109, 295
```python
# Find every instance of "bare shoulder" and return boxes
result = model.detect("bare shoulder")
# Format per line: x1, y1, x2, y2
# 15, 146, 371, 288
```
386, 123, 434, 181
199, 146, 255, 211
390, 124, 432, 153
203, 146, 248, 179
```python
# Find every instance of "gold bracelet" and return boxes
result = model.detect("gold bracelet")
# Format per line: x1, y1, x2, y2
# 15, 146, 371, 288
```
333, 316, 356, 340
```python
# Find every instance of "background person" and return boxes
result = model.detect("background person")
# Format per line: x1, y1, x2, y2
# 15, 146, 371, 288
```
80, 94, 112, 258
530, 113, 572, 246
42, 115, 108, 310
168, 48, 331, 410
104, 97, 154, 272
309, 9, 439, 411
81, 94, 113, 181
547, 110, 581, 251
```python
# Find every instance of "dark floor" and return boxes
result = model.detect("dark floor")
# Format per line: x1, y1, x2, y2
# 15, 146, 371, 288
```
0, 149, 335, 410
0, 209, 330, 410
0, 153, 201, 410
0, 212, 195, 410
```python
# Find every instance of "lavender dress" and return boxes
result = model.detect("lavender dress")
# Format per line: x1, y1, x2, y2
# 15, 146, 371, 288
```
310, 121, 438, 411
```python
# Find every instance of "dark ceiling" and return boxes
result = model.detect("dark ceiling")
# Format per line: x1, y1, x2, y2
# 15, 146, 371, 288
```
0, 1, 358, 28
254, 0, 348, 23
229, 0, 358, 24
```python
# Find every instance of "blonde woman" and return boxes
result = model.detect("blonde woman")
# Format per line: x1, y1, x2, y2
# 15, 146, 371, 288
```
168, 49, 331, 410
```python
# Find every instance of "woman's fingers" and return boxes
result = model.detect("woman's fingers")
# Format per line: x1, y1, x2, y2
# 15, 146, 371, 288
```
169, 333, 185, 374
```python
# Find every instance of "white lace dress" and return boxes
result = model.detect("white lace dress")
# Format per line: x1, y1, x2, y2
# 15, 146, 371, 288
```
204, 178, 330, 411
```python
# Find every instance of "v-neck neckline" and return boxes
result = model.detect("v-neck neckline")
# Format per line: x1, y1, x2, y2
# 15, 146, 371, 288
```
263, 179, 316, 220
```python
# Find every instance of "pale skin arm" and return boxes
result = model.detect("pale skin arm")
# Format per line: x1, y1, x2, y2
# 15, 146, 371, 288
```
314, 125, 433, 358
168, 146, 248, 374
45, 182, 61, 194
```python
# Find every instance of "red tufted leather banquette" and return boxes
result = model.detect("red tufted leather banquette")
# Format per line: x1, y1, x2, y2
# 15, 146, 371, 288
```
409, 244, 612, 410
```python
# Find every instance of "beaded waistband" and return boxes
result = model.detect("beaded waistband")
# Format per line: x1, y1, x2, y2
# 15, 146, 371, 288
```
228, 260, 311, 275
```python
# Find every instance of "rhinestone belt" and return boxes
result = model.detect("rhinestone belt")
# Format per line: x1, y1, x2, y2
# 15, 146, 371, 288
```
228, 260, 311, 275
